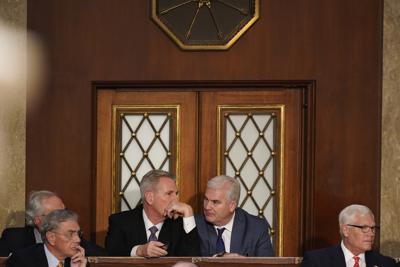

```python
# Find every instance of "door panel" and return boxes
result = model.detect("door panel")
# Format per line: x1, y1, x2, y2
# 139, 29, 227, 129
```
199, 90, 303, 256
95, 90, 197, 244
95, 83, 313, 256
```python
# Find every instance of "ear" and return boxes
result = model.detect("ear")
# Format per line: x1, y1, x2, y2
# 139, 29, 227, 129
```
33, 216, 41, 227
45, 231, 56, 246
144, 191, 154, 205
228, 200, 237, 213
341, 224, 350, 237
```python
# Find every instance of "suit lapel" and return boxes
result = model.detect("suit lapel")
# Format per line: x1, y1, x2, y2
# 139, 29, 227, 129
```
25, 226, 37, 247
158, 219, 171, 245
136, 207, 148, 244
365, 251, 376, 267
33, 244, 50, 266
328, 245, 347, 267
204, 221, 217, 255
230, 211, 244, 254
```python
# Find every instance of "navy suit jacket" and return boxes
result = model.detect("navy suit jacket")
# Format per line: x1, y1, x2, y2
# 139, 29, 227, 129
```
6, 243, 71, 267
301, 244, 396, 267
195, 207, 274, 256
105, 205, 200, 256
0, 225, 107, 257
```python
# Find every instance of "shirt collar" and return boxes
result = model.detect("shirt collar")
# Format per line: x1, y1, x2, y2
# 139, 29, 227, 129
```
34, 227, 42, 243
44, 243, 63, 267
341, 241, 365, 264
142, 209, 164, 231
214, 211, 235, 233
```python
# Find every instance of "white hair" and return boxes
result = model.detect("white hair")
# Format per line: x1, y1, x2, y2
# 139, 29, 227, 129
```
26, 190, 58, 226
207, 175, 240, 204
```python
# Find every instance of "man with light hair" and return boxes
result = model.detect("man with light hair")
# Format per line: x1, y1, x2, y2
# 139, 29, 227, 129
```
0, 190, 106, 256
7, 209, 87, 267
301, 204, 396, 267
195, 175, 274, 257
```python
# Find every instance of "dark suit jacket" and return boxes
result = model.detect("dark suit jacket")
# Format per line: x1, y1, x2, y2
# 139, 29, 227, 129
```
6, 243, 71, 267
105, 205, 200, 256
301, 244, 396, 267
195, 207, 274, 256
0, 225, 107, 257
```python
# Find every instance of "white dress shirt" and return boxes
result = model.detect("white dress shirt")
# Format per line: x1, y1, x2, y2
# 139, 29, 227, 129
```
341, 241, 366, 267
44, 243, 64, 267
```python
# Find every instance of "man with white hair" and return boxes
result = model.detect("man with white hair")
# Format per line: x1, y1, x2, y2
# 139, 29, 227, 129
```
301, 204, 396, 267
195, 175, 274, 257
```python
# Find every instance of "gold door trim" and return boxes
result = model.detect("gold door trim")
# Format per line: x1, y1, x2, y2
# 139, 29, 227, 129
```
112, 104, 181, 213
216, 104, 285, 256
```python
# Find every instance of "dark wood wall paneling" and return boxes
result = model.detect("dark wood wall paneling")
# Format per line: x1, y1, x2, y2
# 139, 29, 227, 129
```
26, 0, 383, 252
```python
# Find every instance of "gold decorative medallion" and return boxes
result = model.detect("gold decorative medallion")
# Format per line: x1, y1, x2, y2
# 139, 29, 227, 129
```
151, 0, 260, 50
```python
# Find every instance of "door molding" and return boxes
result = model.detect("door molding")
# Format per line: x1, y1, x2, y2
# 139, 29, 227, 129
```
92, 80, 315, 255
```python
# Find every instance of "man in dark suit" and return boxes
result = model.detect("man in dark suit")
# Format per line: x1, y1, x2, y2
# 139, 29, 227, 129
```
6, 209, 87, 267
105, 170, 200, 257
301, 204, 396, 267
195, 175, 274, 257
0, 190, 106, 257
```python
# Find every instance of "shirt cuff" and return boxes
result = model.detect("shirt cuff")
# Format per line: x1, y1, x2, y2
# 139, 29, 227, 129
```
131, 245, 139, 256
183, 215, 196, 233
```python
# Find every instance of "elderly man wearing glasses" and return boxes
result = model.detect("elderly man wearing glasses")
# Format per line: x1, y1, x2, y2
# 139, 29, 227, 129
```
6, 209, 87, 267
301, 204, 396, 267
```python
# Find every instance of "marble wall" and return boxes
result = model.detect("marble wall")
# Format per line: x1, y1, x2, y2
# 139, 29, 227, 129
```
0, 0, 26, 229
381, 0, 400, 258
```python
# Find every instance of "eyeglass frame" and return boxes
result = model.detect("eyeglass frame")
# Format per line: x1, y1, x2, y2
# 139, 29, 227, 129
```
346, 224, 379, 233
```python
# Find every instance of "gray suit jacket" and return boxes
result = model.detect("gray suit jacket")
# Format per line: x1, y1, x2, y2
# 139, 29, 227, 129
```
195, 208, 274, 256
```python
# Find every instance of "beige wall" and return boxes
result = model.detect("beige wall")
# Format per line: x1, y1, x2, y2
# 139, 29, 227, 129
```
0, 0, 26, 229
381, 0, 400, 258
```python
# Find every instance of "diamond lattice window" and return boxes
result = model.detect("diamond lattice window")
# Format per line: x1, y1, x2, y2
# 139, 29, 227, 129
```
113, 106, 179, 212
218, 105, 284, 244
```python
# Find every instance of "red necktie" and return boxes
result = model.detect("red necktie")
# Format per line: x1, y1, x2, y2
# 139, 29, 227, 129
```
353, 256, 360, 267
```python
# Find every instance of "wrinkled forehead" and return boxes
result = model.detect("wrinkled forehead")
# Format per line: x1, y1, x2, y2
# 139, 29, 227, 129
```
205, 187, 228, 201
56, 220, 80, 231
349, 212, 375, 225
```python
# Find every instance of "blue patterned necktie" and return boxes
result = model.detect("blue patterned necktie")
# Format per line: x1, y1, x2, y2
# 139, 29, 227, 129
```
216, 227, 226, 254
148, 226, 158, 242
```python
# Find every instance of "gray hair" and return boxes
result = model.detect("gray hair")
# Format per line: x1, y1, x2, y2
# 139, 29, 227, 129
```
40, 209, 79, 242
207, 175, 240, 204
339, 204, 374, 225
140, 169, 175, 200
338, 204, 374, 236
26, 190, 58, 226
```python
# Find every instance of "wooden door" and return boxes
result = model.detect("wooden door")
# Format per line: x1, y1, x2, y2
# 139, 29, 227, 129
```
96, 90, 198, 243
94, 81, 314, 256
199, 89, 304, 256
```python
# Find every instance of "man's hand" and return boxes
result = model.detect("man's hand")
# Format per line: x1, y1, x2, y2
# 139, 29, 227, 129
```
70, 245, 87, 267
222, 252, 245, 257
165, 201, 194, 219
136, 241, 168, 258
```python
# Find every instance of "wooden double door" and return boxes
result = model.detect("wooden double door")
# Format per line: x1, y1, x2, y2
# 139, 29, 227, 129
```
95, 81, 314, 256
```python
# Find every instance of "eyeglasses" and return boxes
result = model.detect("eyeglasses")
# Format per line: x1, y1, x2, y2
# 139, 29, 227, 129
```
347, 224, 379, 233
51, 229, 83, 239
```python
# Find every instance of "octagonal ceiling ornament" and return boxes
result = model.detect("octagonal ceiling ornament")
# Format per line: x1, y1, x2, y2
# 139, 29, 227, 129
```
151, 0, 260, 50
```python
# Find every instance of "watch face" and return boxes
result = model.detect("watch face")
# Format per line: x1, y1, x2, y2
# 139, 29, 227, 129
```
152, 0, 259, 50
